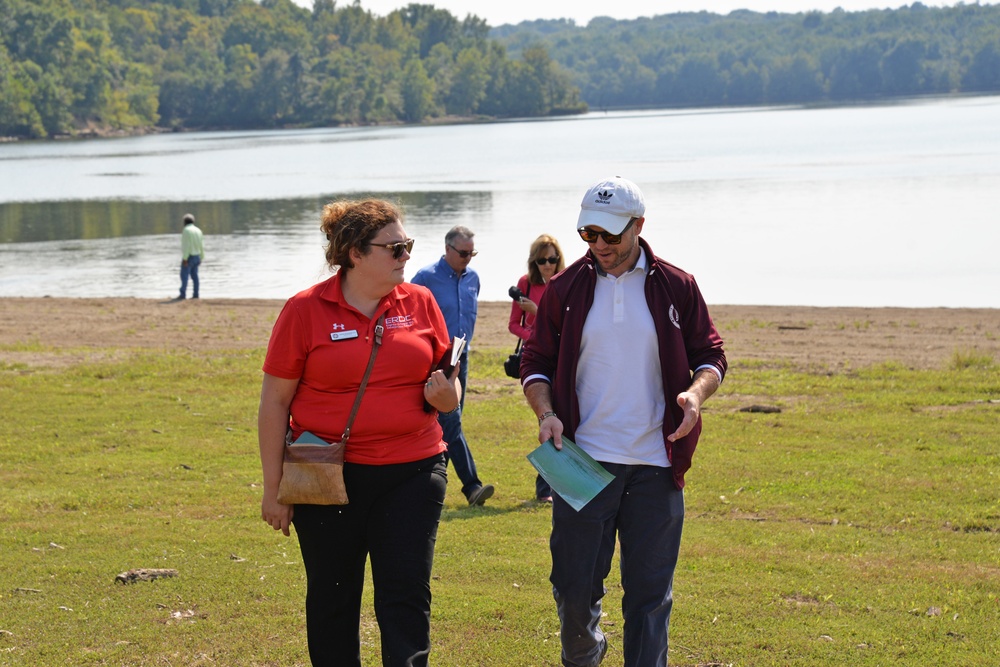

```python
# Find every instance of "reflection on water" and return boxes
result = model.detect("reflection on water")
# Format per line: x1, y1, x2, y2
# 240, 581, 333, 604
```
0, 192, 497, 301
0, 192, 493, 244
1, 198, 311, 243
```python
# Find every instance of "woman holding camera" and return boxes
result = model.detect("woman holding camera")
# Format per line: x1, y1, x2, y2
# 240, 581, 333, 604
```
508, 234, 565, 502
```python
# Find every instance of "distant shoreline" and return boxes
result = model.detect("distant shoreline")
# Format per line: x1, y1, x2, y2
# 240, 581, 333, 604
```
6, 92, 995, 144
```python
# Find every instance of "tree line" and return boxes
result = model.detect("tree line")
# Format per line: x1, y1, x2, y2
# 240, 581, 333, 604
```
495, 3, 1000, 109
0, 0, 584, 139
2, 1, 999, 140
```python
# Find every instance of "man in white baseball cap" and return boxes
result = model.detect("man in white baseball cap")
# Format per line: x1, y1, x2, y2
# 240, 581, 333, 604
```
574, 175, 648, 277
576, 175, 646, 234
520, 175, 728, 666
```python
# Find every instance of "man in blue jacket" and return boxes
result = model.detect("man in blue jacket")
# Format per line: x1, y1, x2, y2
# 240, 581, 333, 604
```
412, 226, 495, 506
520, 176, 727, 666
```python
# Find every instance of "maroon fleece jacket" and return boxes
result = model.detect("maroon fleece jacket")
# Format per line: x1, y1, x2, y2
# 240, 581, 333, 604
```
520, 238, 727, 488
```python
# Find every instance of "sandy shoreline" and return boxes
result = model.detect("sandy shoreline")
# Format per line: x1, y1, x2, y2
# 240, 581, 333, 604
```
1, 297, 997, 371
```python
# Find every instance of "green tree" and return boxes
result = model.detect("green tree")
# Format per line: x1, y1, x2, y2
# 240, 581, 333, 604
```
446, 47, 488, 115
223, 2, 277, 54
828, 43, 884, 99
499, 59, 543, 117
375, 12, 419, 60
523, 44, 583, 113
2, 1, 75, 70
963, 38, 1000, 91
672, 54, 725, 106
726, 60, 766, 105
425, 41, 452, 114
64, 27, 117, 124
326, 1, 376, 49
110, 60, 160, 128
29, 65, 75, 135
0, 46, 45, 137
253, 48, 292, 126
220, 42, 259, 126
157, 20, 225, 127
400, 56, 434, 121
398, 4, 459, 58
767, 53, 825, 103
881, 37, 927, 94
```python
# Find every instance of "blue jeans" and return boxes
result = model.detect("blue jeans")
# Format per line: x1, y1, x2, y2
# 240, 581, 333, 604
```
438, 351, 482, 499
550, 463, 684, 667
179, 254, 200, 298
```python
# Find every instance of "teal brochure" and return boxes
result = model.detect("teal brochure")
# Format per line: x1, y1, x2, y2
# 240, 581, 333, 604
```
292, 431, 329, 446
527, 437, 615, 511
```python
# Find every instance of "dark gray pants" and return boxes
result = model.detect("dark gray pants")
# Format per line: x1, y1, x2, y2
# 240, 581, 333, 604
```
550, 463, 684, 667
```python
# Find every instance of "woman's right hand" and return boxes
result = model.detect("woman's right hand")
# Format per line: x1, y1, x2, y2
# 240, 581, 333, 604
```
518, 297, 538, 316
262, 492, 294, 537
259, 373, 300, 538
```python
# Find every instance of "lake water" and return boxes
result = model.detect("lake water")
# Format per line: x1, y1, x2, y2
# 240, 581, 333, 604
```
1, 95, 998, 307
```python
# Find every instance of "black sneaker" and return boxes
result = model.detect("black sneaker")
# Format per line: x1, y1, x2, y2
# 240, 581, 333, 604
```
467, 484, 494, 506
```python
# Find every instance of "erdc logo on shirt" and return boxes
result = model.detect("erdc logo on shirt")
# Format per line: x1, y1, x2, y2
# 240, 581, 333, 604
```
384, 314, 414, 329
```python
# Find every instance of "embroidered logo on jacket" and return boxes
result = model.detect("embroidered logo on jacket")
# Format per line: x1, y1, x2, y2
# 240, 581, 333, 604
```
669, 304, 681, 330
331, 323, 346, 331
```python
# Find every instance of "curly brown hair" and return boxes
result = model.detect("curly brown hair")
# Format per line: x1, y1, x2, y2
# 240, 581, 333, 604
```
321, 199, 402, 271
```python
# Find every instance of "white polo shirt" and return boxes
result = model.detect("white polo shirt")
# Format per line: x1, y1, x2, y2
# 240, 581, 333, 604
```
574, 248, 669, 467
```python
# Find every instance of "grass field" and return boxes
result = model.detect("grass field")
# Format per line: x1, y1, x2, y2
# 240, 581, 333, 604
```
1, 342, 998, 666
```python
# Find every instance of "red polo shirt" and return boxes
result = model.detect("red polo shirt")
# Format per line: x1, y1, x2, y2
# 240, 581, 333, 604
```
263, 274, 450, 465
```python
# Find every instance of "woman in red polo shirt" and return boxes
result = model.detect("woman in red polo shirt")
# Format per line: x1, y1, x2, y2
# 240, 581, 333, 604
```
258, 199, 460, 667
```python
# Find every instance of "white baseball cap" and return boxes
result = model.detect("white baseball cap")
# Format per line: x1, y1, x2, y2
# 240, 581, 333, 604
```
577, 176, 646, 235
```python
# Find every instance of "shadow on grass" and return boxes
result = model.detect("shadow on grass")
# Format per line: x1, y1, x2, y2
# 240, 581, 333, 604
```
440, 499, 552, 523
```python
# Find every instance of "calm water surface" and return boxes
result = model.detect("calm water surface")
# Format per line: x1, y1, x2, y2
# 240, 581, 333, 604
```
1, 96, 998, 307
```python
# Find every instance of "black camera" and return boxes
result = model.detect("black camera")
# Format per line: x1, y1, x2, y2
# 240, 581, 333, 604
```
503, 350, 522, 379
508, 286, 524, 301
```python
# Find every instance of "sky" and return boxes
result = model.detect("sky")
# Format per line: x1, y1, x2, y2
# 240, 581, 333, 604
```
292, 0, 993, 27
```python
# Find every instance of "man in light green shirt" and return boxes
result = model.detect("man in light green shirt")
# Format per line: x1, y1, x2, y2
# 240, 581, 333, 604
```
179, 213, 204, 299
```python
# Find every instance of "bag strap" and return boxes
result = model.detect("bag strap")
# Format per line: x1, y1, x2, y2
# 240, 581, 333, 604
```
514, 281, 530, 352
340, 313, 386, 443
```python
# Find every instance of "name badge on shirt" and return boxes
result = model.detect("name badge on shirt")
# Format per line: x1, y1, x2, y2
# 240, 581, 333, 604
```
330, 330, 359, 341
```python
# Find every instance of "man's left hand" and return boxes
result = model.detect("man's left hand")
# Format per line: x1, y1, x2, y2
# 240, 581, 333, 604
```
667, 391, 701, 442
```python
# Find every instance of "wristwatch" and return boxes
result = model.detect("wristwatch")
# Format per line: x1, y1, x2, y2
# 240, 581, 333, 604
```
537, 411, 557, 426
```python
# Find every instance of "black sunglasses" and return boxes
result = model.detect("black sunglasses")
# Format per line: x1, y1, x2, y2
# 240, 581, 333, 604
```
371, 238, 414, 259
448, 244, 478, 259
535, 256, 560, 266
577, 217, 637, 245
